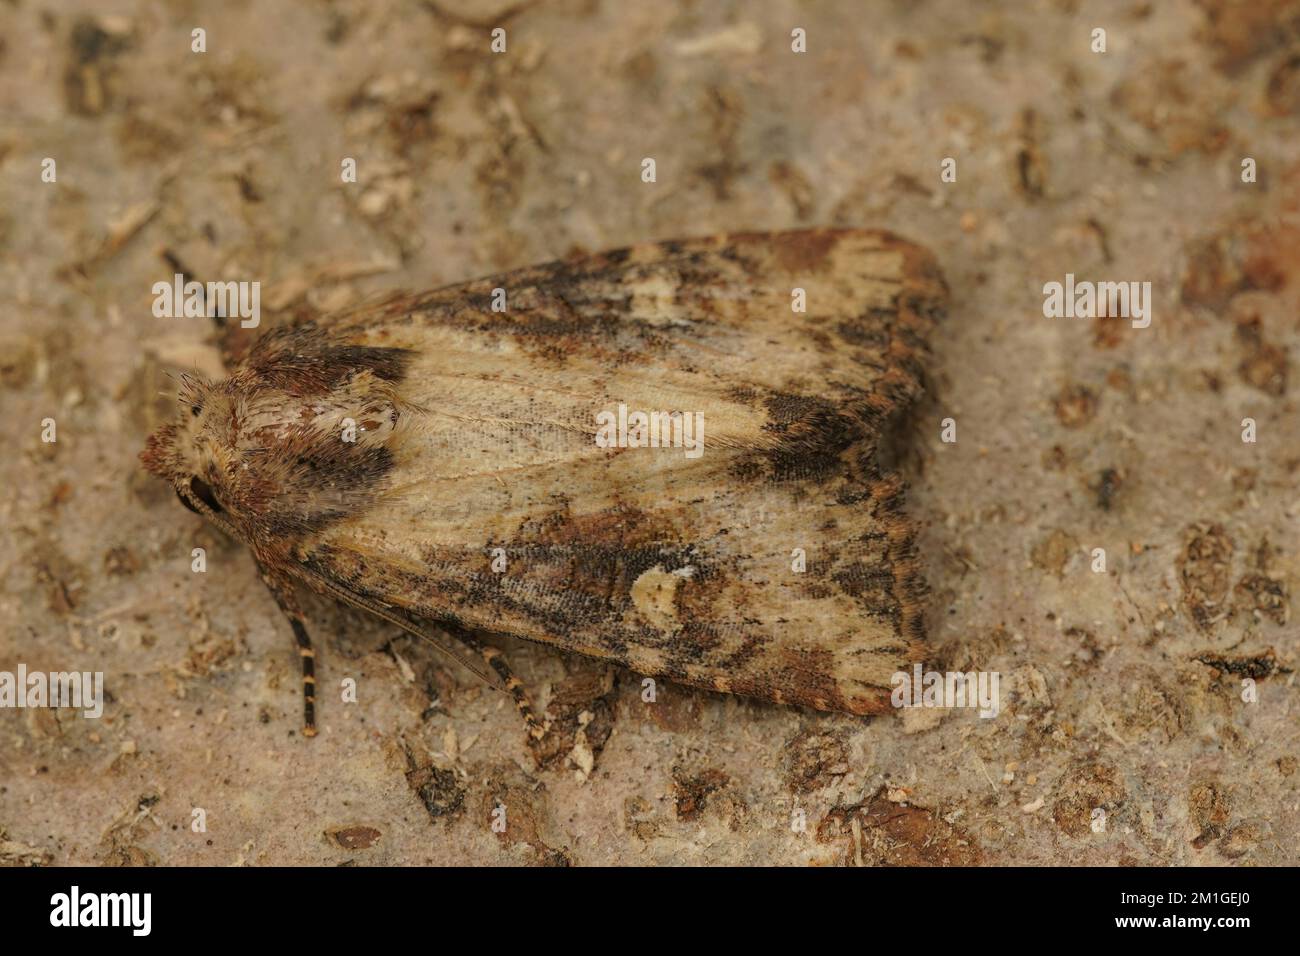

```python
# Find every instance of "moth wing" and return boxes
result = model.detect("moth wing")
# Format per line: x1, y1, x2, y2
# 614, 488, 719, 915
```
299, 229, 946, 715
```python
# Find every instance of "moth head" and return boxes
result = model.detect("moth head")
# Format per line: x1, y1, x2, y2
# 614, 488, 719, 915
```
140, 373, 244, 533
142, 363, 402, 540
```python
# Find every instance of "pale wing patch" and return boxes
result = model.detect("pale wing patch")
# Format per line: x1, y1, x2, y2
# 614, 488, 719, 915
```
629, 564, 694, 629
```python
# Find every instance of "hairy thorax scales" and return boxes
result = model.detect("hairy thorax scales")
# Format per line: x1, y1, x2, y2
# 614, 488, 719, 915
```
141, 323, 413, 565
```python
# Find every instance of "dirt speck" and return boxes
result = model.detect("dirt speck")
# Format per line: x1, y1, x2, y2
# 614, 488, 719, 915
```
819, 789, 981, 866
1188, 781, 1232, 848
325, 825, 382, 850
782, 729, 849, 793
1031, 528, 1076, 578
1052, 761, 1126, 838
1053, 384, 1098, 428
1177, 522, 1236, 631
672, 766, 730, 822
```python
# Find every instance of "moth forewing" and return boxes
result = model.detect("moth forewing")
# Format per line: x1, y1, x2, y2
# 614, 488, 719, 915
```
142, 228, 946, 736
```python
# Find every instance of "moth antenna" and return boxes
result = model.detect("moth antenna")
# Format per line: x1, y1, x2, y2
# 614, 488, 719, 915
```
175, 482, 242, 540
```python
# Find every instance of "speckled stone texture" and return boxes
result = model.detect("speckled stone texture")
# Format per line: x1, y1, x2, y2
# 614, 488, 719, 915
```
0, 0, 1296, 866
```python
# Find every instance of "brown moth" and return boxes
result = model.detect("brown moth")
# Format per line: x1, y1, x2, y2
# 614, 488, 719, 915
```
140, 228, 947, 741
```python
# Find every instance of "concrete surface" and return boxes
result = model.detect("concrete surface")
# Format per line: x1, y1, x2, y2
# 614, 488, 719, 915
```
0, 0, 1297, 865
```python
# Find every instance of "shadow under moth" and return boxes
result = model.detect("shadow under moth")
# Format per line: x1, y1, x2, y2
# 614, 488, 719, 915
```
140, 228, 948, 744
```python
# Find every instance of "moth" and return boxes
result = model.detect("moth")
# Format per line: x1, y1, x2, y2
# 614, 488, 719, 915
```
140, 228, 947, 741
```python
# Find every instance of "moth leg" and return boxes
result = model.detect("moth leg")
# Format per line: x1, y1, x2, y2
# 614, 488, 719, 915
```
290, 562, 548, 743
294, 565, 507, 689
256, 563, 318, 738
450, 630, 548, 742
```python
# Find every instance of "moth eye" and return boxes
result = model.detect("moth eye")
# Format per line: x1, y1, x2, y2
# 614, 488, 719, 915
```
191, 405, 202, 417
188, 476, 224, 514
